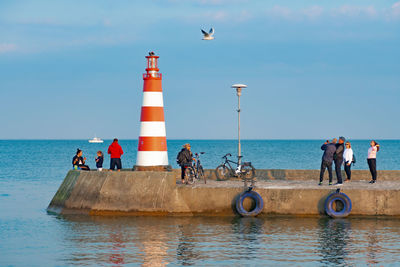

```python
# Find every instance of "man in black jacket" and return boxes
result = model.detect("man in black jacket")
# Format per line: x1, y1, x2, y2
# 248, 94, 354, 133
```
177, 143, 194, 184
319, 140, 337, 185
334, 136, 346, 185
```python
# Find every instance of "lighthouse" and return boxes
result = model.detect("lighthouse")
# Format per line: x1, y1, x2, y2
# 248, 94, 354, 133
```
134, 52, 170, 171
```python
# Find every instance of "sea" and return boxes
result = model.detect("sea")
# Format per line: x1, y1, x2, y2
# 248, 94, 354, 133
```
1, 139, 400, 266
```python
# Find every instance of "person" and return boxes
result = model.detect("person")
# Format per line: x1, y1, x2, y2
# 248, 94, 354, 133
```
95, 151, 104, 171
343, 141, 353, 182
334, 136, 346, 185
319, 139, 337, 185
72, 148, 90, 170
108, 138, 124, 171
177, 143, 194, 184
367, 140, 380, 183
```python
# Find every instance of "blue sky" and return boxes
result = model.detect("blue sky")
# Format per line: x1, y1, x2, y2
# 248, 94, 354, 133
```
1, 0, 399, 139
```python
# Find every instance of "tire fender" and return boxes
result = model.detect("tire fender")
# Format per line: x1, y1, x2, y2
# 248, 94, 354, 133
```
235, 190, 264, 217
324, 192, 352, 218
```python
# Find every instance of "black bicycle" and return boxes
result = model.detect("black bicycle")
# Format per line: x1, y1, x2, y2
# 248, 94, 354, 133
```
184, 152, 206, 185
215, 153, 255, 181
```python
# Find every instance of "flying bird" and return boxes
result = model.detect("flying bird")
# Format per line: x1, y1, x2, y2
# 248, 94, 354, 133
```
201, 28, 215, 40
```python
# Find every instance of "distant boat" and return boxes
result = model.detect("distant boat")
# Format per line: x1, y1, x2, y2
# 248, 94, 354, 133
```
88, 136, 104, 143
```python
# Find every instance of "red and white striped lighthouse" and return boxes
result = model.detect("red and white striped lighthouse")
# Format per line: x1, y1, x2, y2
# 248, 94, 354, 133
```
135, 52, 170, 171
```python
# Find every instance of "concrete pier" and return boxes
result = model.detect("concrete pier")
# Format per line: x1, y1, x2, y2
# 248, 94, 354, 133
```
47, 169, 400, 216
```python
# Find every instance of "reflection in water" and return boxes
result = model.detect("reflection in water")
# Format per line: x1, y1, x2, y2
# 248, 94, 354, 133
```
231, 217, 263, 261
108, 232, 125, 265
365, 219, 382, 266
140, 230, 168, 267
176, 219, 201, 266
318, 218, 352, 266
54, 215, 400, 266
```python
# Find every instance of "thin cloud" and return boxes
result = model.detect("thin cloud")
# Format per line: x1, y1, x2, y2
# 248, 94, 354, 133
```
189, 9, 251, 23
0, 43, 17, 53
392, 1, 400, 17
333, 5, 377, 18
301, 6, 324, 20
167, 0, 248, 5
16, 18, 62, 26
265, 4, 385, 21
268, 5, 293, 20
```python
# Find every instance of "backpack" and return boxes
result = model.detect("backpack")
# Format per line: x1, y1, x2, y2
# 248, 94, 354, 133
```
352, 154, 356, 165
177, 150, 186, 166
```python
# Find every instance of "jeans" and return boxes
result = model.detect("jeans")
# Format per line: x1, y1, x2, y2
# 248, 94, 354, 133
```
180, 163, 191, 180
367, 158, 377, 181
334, 159, 343, 183
320, 160, 333, 183
110, 158, 122, 170
344, 162, 351, 180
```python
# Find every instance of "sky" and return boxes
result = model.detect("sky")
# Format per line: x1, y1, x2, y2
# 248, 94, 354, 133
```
0, 0, 399, 140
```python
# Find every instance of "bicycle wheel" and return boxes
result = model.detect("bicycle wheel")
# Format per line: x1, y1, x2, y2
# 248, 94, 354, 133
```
215, 164, 230, 181
185, 167, 195, 185
198, 166, 206, 184
241, 164, 256, 180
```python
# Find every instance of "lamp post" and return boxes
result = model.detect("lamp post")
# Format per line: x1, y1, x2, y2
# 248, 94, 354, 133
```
231, 84, 247, 165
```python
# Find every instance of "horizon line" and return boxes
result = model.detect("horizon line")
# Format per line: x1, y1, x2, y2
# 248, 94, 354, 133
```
1, 138, 399, 141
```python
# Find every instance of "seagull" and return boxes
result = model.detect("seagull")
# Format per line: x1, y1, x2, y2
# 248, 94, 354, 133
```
201, 28, 215, 40
149, 51, 155, 56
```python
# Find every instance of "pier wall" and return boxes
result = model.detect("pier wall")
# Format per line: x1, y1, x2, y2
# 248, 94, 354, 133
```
48, 170, 400, 216
173, 169, 400, 182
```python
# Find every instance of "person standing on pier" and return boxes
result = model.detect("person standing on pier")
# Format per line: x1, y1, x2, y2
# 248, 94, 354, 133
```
334, 136, 346, 185
108, 138, 124, 171
343, 141, 353, 182
319, 139, 337, 185
367, 140, 380, 183
95, 151, 104, 171
177, 143, 194, 184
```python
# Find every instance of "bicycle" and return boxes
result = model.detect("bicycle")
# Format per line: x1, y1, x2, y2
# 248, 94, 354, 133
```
184, 152, 206, 185
215, 153, 255, 181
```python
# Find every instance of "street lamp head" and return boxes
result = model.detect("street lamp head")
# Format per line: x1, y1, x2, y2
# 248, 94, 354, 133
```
231, 84, 247, 89
232, 84, 247, 96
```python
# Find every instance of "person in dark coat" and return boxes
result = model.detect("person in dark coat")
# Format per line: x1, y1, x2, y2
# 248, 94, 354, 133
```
319, 139, 337, 185
177, 143, 194, 184
334, 136, 346, 185
95, 151, 104, 171
72, 148, 90, 171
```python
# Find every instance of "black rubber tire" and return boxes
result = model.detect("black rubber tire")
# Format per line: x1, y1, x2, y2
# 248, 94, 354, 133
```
241, 164, 256, 180
236, 190, 264, 217
199, 166, 206, 184
185, 167, 195, 185
215, 164, 230, 181
324, 192, 352, 218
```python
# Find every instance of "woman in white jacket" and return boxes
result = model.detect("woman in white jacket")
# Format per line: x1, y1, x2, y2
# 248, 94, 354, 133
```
343, 141, 353, 181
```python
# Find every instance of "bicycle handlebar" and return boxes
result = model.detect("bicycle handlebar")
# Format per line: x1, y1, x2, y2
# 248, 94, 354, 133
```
222, 153, 232, 159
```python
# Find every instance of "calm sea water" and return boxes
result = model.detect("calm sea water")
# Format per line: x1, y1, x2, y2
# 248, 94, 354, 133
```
1, 140, 400, 266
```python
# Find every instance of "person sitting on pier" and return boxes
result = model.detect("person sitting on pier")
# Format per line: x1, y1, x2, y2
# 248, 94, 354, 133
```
319, 139, 336, 185
72, 149, 90, 171
177, 143, 194, 184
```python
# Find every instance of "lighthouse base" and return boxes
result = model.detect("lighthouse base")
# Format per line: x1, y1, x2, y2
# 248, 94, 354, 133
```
133, 165, 172, 172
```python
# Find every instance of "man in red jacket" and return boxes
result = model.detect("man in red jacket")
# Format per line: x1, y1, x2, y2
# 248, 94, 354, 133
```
108, 138, 124, 171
